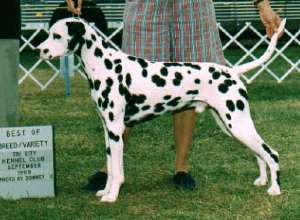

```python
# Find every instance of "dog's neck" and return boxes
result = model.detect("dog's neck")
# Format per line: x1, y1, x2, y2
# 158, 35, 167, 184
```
75, 24, 123, 82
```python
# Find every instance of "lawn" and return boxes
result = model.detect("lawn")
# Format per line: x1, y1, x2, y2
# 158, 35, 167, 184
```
1, 53, 300, 219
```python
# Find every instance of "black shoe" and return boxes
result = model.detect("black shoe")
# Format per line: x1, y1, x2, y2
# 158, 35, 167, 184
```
81, 171, 107, 192
172, 172, 196, 190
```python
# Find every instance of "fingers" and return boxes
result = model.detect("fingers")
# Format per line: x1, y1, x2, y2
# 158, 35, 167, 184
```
265, 16, 284, 39
66, 5, 81, 15
275, 17, 284, 39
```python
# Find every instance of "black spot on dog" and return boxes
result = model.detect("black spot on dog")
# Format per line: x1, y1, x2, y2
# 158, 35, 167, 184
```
209, 80, 213, 84
86, 39, 93, 49
137, 58, 148, 68
118, 75, 123, 83
228, 124, 232, 128
277, 171, 280, 186
114, 59, 122, 64
125, 104, 139, 116
209, 67, 215, 73
224, 79, 233, 86
88, 78, 94, 90
94, 80, 101, 90
108, 131, 120, 142
262, 143, 272, 154
106, 147, 111, 155
101, 78, 114, 110
126, 74, 132, 87
110, 101, 114, 108
109, 112, 114, 122
236, 100, 245, 111
221, 71, 231, 78
194, 79, 201, 84
226, 100, 235, 112
173, 79, 181, 86
226, 113, 231, 120
94, 47, 103, 58
106, 78, 113, 87
102, 40, 109, 49
53, 33, 62, 40
167, 97, 181, 107
104, 59, 113, 70
186, 90, 199, 95
91, 34, 96, 41
102, 99, 109, 110
163, 95, 172, 100
152, 75, 166, 87
141, 105, 151, 111
175, 72, 183, 80
154, 103, 165, 113
218, 84, 228, 93
184, 63, 201, 70
160, 67, 168, 76
142, 69, 148, 77
97, 98, 102, 108
119, 84, 131, 102
239, 88, 248, 100
163, 63, 183, 67
212, 71, 221, 80
128, 56, 136, 61
173, 72, 183, 86
115, 64, 122, 74
131, 94, 147, 104
262, 143, 279, 163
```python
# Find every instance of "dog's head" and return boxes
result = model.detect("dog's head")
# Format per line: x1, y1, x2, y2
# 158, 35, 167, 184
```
37, 18, 87, 59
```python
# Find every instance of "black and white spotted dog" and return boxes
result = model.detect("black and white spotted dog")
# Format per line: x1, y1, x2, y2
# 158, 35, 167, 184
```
37, 18, 286, 202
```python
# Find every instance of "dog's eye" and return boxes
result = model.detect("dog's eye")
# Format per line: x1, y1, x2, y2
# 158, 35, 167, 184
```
53, 33, 62, 40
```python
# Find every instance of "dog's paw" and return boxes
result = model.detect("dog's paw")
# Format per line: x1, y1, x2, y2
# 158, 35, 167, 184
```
100, 194, 118, 203
96, 189, 108, 197
267, 185, 281, 196
253, 177, 268, 186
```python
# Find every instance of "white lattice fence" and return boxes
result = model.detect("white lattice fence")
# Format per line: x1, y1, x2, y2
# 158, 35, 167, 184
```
19, 21, 300, 91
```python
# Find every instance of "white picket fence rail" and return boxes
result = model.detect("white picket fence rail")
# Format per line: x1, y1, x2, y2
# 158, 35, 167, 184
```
19, 21, 300, 91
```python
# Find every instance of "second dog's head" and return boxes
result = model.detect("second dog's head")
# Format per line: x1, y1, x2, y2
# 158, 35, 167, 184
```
37, 18, 87, 59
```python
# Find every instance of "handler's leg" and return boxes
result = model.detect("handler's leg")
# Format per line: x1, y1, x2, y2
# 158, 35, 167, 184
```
172, 109, 196, 189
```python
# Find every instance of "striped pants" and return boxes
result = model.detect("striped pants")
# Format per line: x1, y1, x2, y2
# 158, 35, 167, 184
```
122, 0, 225, 64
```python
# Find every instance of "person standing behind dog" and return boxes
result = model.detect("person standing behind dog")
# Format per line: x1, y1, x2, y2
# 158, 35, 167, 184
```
67, 0, 282, 191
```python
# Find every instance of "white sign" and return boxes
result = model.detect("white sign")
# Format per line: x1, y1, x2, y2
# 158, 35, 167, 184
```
0, 125, 55, 199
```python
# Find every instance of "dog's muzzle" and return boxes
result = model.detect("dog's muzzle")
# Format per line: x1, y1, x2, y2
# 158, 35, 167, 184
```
36, 47, 53, 60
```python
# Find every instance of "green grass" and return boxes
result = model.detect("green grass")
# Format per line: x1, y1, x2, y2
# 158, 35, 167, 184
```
2, 57, 300, 219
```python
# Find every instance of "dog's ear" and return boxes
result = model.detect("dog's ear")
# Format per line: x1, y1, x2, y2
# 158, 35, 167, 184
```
66, 21, 86, 52
66, 21, 86, 37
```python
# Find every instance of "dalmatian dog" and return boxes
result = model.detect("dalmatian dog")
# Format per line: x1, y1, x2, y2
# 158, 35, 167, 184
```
37, 17, 286, 202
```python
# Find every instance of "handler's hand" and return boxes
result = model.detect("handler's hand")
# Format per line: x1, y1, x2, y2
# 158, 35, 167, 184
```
258, 1, 283, 39
66, 0, 81, 15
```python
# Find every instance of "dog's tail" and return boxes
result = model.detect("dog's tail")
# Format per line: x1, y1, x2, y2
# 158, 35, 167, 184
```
232, 19, 286, 77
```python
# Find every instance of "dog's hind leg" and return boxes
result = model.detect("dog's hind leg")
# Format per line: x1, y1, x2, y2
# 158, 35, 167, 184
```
211, 103, 280, 196
253, 156, 268, 186
210, 109, 232, 137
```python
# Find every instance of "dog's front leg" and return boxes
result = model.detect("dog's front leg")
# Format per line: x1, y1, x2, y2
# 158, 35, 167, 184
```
99, 119, 125, 203
96, 117, 113, 197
